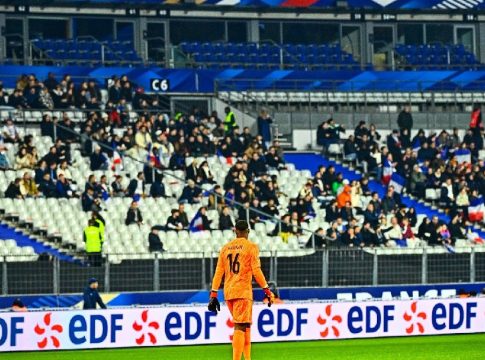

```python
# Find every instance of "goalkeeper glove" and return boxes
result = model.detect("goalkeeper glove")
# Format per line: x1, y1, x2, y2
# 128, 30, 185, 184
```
208, 291, 221, 314
263, 287, 275, 307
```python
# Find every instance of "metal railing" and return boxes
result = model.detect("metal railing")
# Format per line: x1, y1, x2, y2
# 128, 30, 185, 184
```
0, 247, 483, 295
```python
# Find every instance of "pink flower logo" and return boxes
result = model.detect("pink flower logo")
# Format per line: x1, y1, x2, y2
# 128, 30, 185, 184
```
403, 301, 427, 334
226, 318, 235, 341
317, 304, 342, 337
34, 313, 63, 348
132, 310, 159, 345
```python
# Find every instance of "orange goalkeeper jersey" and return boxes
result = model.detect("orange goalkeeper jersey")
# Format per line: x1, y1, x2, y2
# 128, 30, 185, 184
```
211, 237, 268, 301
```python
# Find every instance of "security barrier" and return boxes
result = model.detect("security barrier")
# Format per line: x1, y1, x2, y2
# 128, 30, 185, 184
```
0, 297, 483, 351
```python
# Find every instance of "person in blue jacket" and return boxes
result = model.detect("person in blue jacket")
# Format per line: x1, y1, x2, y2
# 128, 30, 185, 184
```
83, 278, 107, 310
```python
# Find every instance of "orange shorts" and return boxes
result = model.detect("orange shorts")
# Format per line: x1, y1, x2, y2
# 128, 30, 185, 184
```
227, 299, 253, 324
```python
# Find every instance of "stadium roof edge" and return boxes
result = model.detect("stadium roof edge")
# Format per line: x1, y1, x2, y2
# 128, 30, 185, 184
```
3, 1, 485, 17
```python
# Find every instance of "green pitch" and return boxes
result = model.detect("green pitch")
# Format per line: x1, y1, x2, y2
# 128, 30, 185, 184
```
3, 334, 485, 359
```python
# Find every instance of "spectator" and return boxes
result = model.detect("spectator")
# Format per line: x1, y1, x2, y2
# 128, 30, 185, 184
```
2, 118, 20, 143
83, 278, 107, 309
336, 179, 351, 208
224, 106, 236, 134
127, 172, 146, 198
81, 188, 101, 212
257, 109, 272, 148
197, 206, 212, 230
56, 174, 74, 198
148, 226, 165, 252
178, 203, 189, 229
166, 209, 184, 231
11, 298, 27, 312
383, 217, 403, 247
150, 172, 166, 198
83, 220, 103, 267
219, 206, 234, 230
19, 172, 39, 198
5, 178, 22, 199
179, 179, 202, 204
90, 145, 108, 171
0, 145, 10, 170
397, 104, 413, 134
125, 201, 143, 226
111, 175, 126, 197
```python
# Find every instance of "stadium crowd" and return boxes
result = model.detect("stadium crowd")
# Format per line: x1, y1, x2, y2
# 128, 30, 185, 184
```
0, 73, 484, 255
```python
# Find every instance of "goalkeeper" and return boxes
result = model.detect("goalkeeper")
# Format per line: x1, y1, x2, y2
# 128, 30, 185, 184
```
208, 220, 275, 360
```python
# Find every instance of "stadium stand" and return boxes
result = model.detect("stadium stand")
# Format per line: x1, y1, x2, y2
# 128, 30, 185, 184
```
179, 42, 360, 70
30, 38, 143, 66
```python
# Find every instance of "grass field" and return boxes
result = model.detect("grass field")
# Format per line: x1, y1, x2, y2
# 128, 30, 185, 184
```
3, 334, 485, 359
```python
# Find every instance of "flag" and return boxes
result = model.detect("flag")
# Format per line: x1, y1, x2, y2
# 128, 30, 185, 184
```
382, 158, 393, 185
412, 138, 421, 152
469, 197, 484, 222
111, 151, 123, 171
440, 146, 448, 160
389, 173, 406, 194
189, 210, 204, 232
444, 243, 455, 254
455, 148, 471, 164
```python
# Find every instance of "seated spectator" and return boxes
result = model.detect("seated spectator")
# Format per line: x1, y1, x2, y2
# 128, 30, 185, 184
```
262, 198, 279, 220
127, 172, 146, 198
448, 214, 466, 242
248, 198, 263, 228
383, 217, 403, 247
401, 218, 417, 247
81, 188, 101, 212
179, 179, 202, 204
3, 118, 20, 143
111, 175, 126, 197
19, 172, 39, 198
148, 226, 165, 252
440, 178, 455, 209
325, 201, 340, 222
0, 146, 9, 170
437, 224, 453, 247
35, 160, 48, 183
178, 203, 189, 229
5, 178, 23, 199
363, 203, 379, 228
166, 209, 184, 231
208, 185, 225, 211
336, 179, 351, 208
265, 146, 285, 170
409, 165, 426, 198
90, 145, 109, 171
57, 160, 73, 182
362, 222, 379, 247
125, 201, 143, 226
15, 148, 33, 170
340, 201, 354, 223
56, 174, 74, 198
247, 152, 267, 178
340, 227, 359, 247
39, 173, 57, 198
150, 173, 166, 198
343, 135, 357, 162
381, 188, 398, 214
219, 206, 234, 230
198, 161, 215, 184
197, 207, 212, 231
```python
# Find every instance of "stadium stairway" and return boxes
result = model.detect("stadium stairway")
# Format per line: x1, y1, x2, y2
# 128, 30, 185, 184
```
0, 223, 77, 263
284, 152, 485, 239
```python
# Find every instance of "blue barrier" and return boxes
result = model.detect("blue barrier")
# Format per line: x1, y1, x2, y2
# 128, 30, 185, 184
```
2, 283, 483, 309
2, 66, 485, 93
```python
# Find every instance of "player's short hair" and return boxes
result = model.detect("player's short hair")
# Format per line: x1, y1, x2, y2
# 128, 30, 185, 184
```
235, 220, 249, 232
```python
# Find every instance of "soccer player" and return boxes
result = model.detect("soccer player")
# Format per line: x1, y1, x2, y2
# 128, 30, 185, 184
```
208, 220, 275, 360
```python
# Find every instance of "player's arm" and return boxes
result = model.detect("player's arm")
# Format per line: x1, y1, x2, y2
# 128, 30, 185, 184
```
251, 245, 275, 306
208, 251, 224, 313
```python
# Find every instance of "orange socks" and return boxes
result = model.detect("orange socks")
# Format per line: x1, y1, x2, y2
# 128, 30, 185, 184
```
232, 329, 245, 360
243, 327, 251, 360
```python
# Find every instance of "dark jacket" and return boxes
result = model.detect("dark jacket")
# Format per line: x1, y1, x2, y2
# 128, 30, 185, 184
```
83, 286, 107, 310
397, 110, 413, 131
125, 208, 143, 225
148, 232, 164, 252
150, 181, 166, 198
127, 179, 145, 197
219, 214, 234, 230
